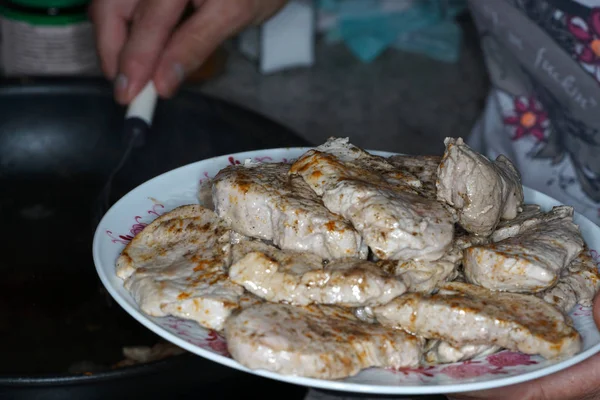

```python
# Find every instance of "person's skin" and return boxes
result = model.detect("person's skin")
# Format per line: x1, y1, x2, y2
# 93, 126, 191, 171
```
90, 2, 600, 398
89, 0, 286, 104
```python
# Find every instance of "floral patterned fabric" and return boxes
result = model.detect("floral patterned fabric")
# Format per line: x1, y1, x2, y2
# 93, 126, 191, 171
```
468, 0, 600, 225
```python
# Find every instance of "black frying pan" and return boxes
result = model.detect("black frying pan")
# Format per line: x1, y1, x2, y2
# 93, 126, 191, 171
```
0, 78, 311, 398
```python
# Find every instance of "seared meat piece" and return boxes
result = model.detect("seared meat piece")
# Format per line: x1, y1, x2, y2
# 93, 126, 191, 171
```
229, 240, 407, 307
424, 340, 500, 364
454, 227, 490, 250
212, 163, 367, 260
464, 213, 584, 293
436, 137, 524, 236
354, 306, 377, 324
238, 291, 264, 309
492, 205, 572, 242
373, 282, 581, 360
291, 138, 454, 261
224, 303, 423, 379
388, 154, 441, 198
116, 205, 244, 331
539, 249, 600, 313
313, 136, 423, 189
378, 245, 462, 293
322, 182, 455, 261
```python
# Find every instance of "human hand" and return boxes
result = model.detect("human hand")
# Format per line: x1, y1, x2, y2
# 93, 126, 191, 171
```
90, 0, 287, 104
448, 293, 600, 400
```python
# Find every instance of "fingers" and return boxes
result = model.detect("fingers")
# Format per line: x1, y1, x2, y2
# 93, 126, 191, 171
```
593, 290, 600, 330
89, 0, 139, 80
153, 0, 287, 97
152, 0, 246, 97
115, 0, 189, 104
448, 353, 600, 400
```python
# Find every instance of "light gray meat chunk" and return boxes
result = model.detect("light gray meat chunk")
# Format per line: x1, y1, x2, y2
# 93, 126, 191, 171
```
424, 340, 501, 364
377, 245, 462, 293
116, 205, 244, 331
491, 205, 571, 242
224, 303, 423, 379
229, 240, 407, 307
212, 163, 367, 260
464, 213, 584, 293
539, 249, 600, 313
373, 282, 581, 360
436, 137, 524, 236
388, 154, 441, 198
291, 138, 454, 261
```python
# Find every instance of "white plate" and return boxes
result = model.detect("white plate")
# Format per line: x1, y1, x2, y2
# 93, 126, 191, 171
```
93, 147, 600, 395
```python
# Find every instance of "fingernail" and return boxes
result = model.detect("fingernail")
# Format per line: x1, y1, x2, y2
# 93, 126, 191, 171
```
159, 63, 185, 96
114, 73, 128, 100
172, 63, 185, 85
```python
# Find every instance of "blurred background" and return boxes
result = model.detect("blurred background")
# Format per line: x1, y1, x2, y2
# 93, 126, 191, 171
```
0, 0, 490, 155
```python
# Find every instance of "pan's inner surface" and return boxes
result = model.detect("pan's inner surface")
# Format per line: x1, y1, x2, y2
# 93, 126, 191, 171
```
0, 81, 309, 375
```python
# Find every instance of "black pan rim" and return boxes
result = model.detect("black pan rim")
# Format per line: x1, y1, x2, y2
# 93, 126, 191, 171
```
0, 353, 195, 386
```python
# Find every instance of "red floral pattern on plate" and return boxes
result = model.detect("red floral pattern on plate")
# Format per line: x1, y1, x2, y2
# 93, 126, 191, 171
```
590, 249, 600, 269
390, 365, 436, 377
440, 360, 506, 379
162, 317, 230, 357
204, 330, 230, 356
574, 304, 593, 317
486, 351, 537, 367
106, 203, 164, 245
228, 157, 241, 165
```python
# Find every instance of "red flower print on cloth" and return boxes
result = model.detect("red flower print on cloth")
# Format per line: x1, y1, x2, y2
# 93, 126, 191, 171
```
504, 96, 548, 141
567, 8, 600, 82
106, 203, 165, 244
486, 351, 537, 367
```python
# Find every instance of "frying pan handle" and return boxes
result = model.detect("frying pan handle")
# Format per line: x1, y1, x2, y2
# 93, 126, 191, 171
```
124, 82, 158, 147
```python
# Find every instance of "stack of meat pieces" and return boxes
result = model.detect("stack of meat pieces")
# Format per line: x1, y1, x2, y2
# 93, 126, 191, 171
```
116, 137, 600, 380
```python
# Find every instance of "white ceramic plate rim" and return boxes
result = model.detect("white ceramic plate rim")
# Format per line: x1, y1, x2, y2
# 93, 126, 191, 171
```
93, 147, 600, 395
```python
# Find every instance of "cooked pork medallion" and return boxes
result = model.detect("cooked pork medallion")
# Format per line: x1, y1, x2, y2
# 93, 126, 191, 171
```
377, 245, 462, 293
492, 205, 572, 242
464, 213, 585, 293
212, 163, 367, 260
436, 137, 524, 236
539, 249, 600, 313
291, 138, 454, 261
373, 282, 581, 360
424, 340, 501, 364
229, 240, 407, 307
116, 205, 244, 331
388, 154, 441, 198
224, 303, 423, 379
453, 226, 491, 250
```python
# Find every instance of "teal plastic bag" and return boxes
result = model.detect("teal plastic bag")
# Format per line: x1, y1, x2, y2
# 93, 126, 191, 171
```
318, 0, 466, 63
